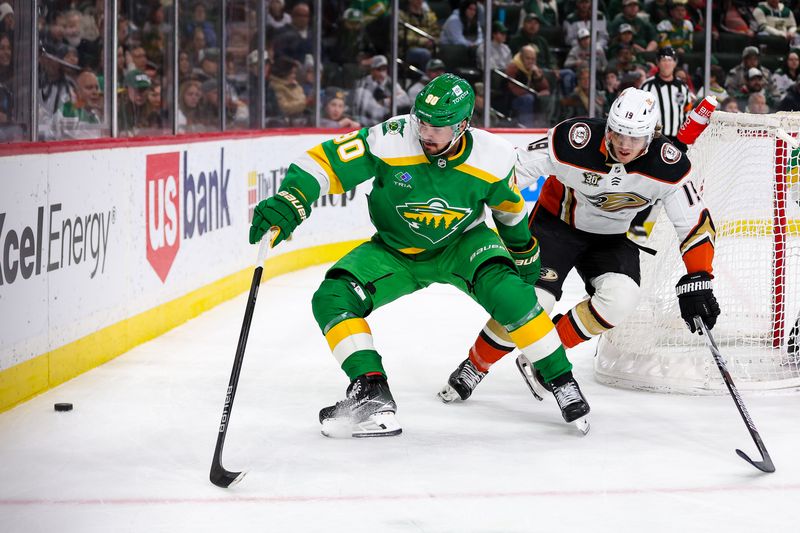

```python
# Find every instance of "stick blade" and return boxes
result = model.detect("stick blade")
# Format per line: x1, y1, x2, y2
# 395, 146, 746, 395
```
210, 463, 247, 488
736, 449, 776, 473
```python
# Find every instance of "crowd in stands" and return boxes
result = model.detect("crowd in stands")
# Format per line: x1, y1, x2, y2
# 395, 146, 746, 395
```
4, 0, 800, 142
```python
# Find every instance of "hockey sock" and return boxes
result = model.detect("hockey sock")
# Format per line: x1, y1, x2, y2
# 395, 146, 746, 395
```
468, 320, 515, 372
313, 276, 384, 380
557, 300, 614, 348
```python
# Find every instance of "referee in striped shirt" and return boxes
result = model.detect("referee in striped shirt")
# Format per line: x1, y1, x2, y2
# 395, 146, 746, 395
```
641, 46, 692, 151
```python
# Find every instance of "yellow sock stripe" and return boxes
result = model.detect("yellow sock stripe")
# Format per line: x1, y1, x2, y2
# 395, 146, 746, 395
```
518, 329, 563, 363
508, 312, 557, 352
325, 318, 374, 363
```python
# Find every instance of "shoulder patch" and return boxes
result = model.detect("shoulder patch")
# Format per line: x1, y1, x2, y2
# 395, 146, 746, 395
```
568, 122, 592, 150
661, 143, 681, 165
382, 118, 407, 136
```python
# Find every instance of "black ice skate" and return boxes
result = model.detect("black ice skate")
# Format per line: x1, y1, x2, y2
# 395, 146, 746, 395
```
438, 358, 487, 403
319, 373, 401, 438
550, 371, 590, 434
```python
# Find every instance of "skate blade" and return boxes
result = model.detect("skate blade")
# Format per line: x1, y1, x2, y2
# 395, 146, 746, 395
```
321, 412, 402, 438
573, 417, 590, 436
438, 384, 461, 403
515, 354, 545, 401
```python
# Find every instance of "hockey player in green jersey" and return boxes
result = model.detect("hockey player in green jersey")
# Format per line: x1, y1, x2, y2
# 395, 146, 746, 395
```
249, 74, 586, 437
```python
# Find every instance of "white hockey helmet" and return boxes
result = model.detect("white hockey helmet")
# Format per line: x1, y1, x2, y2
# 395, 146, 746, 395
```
606, 87, 660, 150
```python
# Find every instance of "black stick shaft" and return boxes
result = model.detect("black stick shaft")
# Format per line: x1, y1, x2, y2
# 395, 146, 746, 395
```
210, 238, 271, 487
695, 317, 775, 473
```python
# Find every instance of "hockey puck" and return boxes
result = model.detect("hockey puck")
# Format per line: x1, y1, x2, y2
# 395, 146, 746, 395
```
54, 403, 73, 412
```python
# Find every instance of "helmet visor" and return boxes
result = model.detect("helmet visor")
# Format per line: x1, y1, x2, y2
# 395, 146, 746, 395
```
608, 130, 648, 152
410, 112, 461, 154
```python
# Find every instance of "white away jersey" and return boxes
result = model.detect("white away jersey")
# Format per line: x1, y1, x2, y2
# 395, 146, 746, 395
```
516, 117, 715, 272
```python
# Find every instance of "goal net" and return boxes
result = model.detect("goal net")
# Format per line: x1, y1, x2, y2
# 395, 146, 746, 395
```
595, 111, 800, 394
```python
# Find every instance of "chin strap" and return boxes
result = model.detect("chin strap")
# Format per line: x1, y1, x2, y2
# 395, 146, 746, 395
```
429, 123, 469, 157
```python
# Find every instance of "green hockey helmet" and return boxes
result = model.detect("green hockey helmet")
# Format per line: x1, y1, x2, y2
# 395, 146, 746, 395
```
411, 74, 474, 156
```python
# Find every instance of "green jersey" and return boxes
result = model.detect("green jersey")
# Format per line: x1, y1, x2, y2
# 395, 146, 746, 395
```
280, 116, 531, 254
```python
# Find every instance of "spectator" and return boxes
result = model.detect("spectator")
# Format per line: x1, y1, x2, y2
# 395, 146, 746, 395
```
725, 45, 780, 101
773, 49, 800, 95
129, 45, 148, 73
177, 79, 204, 133
147, 78, 166, 127
720, 0, 755, 38
440, 0, 483, 49
118, 69, 156, 136
267, 0, 291, 31
199, 78, 220, 127
408, 58, 447, 101
695, 64, 730, 102
746, 92, 771, 113
0, 3, 13, 38
352, 54, 411, 126
319, 87, 361, 129
54, 69, 103, 139
38, 43, 77, 140
777, 78, 800, 110
478, 21, 512, 72
560, 66, 605, 119
752, 0, 797, 46
473, 81, 512, 127
733, 67, 776, 111
333, 8, 376, 65
647, 0, 671, 26
0, 31, 12, 126
143, 4, 171, 36
656, 0, 694, 57
608, 44, 645, 76
186, 26, 207, 68
601, 69, 621, 116
0, 32, 10, 85
505, 44, 550, 127
273, 2, 313, 63
509, 13, 553, 67
719, 96, 740, 112
520, 0, 559, 28
564, 0, 609, 48
565, 27, 608, 73
197, 47, 220, 81
63, 9, 99, 70
609, 23, 641, 61
269, 56, 310, 125
178, 51, 192, 81
609, 0, 658, 53
399, 0, 440, 70
246, 49, 275, 127
185, 2, 217, 48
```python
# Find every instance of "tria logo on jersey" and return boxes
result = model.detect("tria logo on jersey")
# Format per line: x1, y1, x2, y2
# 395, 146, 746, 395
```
146, 148, 231, 282
396, 198, 471, 244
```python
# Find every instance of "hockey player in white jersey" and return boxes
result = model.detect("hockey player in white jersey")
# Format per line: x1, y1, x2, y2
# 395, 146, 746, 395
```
439, 87, 720, 403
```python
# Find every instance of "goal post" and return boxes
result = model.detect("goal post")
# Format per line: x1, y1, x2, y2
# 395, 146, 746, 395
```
595, 111, 800, 394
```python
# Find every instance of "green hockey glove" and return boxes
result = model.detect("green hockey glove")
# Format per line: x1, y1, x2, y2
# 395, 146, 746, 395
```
509, 238, 540, 286
249, 189, 311, 246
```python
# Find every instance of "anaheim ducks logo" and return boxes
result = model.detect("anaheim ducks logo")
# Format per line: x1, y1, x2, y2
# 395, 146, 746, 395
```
397, 198, 472, 244
539, 267, 559, 281
585, 191, 650, 212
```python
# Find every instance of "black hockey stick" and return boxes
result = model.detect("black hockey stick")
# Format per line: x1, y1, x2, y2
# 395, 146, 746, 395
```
694, 316, 776, 473
210, 235, 273, 488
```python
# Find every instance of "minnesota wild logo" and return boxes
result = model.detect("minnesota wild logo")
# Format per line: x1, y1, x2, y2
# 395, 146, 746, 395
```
396, 198, 472, 244
382, 118, 406, 136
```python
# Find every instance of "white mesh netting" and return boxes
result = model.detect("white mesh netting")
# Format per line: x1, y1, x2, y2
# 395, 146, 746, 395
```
595, 111, 800, 394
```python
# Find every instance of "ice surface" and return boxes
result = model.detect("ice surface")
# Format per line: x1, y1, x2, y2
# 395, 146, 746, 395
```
1, 265, 799, 532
